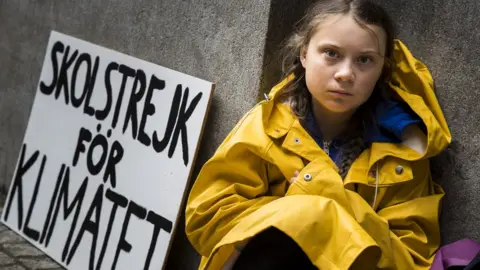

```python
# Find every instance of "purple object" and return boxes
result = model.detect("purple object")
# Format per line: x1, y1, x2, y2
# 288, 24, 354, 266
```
430, 238, 480, 270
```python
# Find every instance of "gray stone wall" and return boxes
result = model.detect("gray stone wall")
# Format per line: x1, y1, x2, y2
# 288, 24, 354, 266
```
0, 0, 271, 191
0, 0, 271, 268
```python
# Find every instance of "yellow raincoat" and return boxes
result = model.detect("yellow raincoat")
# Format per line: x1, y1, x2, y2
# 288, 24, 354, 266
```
185, 40, 452, 269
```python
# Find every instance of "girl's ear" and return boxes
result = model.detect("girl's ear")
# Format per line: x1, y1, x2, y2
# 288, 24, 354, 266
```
300, 46, 307, 68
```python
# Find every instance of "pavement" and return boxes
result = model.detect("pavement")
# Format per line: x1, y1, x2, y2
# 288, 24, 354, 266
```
0, 194, 63, 270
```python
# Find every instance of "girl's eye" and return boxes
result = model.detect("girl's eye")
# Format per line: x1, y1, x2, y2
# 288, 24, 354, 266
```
324, 49, 338, 58
358, 56, 373, 64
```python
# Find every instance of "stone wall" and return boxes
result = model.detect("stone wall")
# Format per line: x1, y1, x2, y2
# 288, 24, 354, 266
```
0, 1, 272, 268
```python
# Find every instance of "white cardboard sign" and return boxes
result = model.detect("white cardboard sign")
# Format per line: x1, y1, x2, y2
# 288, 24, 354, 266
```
1, 30, 214, 269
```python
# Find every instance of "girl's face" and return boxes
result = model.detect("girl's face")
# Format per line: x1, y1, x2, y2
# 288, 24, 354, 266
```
300, 14, 387, 114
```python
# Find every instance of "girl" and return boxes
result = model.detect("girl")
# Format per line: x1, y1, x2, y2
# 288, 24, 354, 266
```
185, 0, 451, 269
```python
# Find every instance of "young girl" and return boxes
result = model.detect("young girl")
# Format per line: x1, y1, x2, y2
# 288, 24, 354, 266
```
185, 0, 451, 269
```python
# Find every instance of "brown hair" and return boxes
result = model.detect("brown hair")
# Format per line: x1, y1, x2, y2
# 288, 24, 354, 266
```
278, 0, 397, 123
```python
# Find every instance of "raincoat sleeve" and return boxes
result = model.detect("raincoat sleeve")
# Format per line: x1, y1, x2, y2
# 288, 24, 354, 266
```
185, 107, 280, 257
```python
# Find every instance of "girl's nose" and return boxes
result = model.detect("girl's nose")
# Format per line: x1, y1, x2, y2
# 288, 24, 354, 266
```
334, 61, 355, 83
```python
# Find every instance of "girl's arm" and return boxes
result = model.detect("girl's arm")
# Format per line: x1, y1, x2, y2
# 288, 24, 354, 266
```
185, 104, 282, 258
402, 123, 428, 155
185, 142, 278, 257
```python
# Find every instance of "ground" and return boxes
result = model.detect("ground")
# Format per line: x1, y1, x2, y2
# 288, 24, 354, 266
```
0, 192, 63, 270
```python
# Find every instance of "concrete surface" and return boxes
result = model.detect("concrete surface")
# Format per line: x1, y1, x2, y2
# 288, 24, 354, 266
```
0, 192, 61, 270
0, 210, 63, 270
1, 0, 480, 269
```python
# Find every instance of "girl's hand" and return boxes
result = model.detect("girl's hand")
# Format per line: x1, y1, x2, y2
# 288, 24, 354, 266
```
289, 171, 299, 184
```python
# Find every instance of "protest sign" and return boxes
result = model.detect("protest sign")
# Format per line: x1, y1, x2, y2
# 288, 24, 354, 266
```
1, 30, 214, 269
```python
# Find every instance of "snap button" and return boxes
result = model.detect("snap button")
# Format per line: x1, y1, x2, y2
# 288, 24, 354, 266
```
294, 138, 300, 144
395, 165, 404, 175
303, 173, 312, 181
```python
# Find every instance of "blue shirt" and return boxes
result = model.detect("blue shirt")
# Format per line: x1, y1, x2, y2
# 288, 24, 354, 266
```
301, 99, 422, 166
